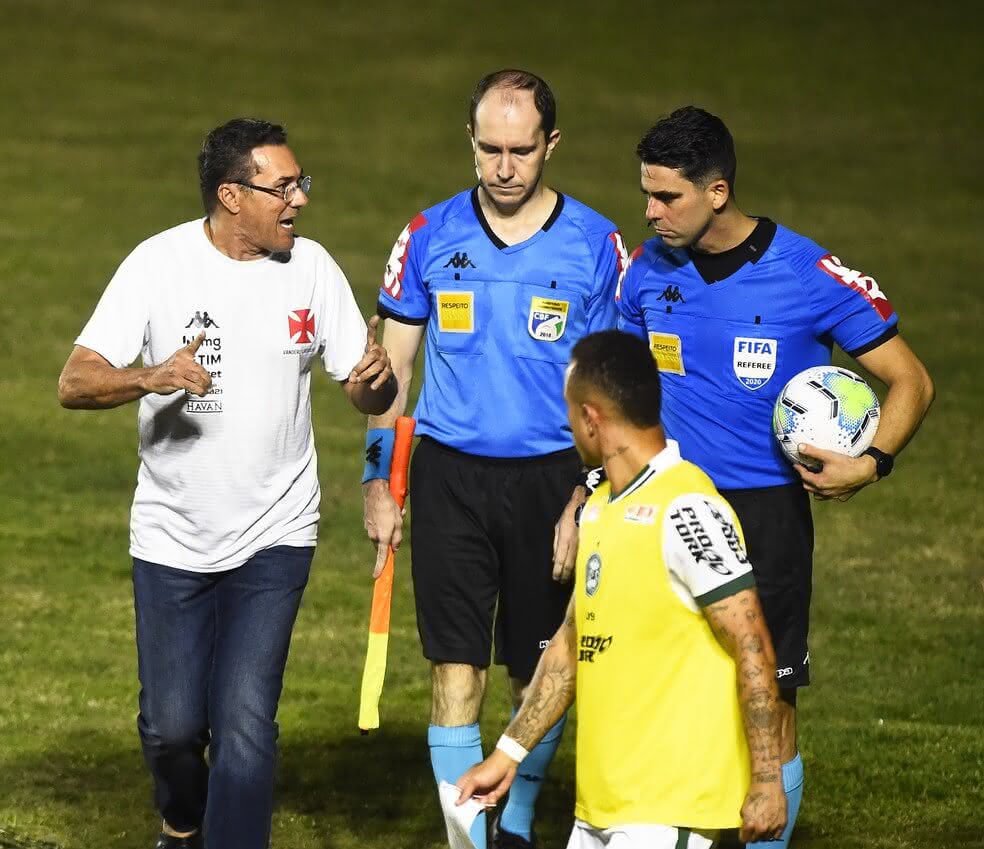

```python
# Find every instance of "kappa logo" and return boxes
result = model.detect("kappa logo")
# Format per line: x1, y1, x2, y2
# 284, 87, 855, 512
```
817, 254, 893, 320
656, 284, 686, 304
443, 251, 476, 269
365, 436, 383, 466
776, 667, 795, 679
184, 310, 220, 329
578, 633, 613, 663
288, 309, 316, 344
383, 213, 428, 300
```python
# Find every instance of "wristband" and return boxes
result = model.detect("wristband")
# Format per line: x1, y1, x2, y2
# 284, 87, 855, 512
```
495, 734, 529, 764
362, 428, 395, 483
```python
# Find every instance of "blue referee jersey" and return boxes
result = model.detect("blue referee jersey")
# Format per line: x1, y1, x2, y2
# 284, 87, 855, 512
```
378, 187, 626, 458
617, 221, 898, 490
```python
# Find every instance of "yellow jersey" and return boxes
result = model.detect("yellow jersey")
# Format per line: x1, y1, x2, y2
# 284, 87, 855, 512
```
574, 440, 756, 829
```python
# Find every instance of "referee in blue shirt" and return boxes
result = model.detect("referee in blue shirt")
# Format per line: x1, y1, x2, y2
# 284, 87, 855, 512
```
618, 107, 935, 849
362, 70, 627, 849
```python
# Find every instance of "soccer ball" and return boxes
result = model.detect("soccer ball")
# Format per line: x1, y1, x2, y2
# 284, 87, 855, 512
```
772, 366, 880, 471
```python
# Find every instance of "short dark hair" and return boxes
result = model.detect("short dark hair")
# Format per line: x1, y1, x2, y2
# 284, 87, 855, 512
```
636, 106, 737, 190
570, 331, 662, 428
469, 69, 557, 137
198, 118, 288, 214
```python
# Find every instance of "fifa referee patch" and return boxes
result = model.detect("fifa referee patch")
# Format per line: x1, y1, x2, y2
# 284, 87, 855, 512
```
528, 297, 569, 341
648, 332, 686, 375
437, 291, 474, 333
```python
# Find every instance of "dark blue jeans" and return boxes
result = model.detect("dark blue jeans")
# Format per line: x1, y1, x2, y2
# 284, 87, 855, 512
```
132, 545, 313, 849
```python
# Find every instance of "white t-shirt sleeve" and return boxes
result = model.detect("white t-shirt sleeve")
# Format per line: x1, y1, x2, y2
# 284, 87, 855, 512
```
75, 247, 151, 367
663, 493, 756, 608
318, 252, 369, 381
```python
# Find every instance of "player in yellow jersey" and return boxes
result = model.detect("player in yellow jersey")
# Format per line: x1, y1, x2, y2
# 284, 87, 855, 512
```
456, 330, 786, 848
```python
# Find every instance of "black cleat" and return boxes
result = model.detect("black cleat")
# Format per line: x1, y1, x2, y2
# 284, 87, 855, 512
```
155, 832, 204, 849
491, 813, 537, 848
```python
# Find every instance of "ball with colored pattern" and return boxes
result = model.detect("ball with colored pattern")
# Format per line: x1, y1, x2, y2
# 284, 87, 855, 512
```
772, 366, 880, 471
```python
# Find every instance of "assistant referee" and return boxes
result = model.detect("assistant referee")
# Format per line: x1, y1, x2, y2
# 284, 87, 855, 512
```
361, 70, 626, 849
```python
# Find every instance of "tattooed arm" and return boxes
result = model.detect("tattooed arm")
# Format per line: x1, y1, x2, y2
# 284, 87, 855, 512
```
455, 597, 577, 805
703, 588, 787, 843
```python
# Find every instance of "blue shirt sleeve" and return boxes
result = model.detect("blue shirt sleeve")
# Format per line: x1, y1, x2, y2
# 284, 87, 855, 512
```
797, 248, 899, 355
378, 212, 430, 322
615, 244, 648, 341
584, 229, 628, 334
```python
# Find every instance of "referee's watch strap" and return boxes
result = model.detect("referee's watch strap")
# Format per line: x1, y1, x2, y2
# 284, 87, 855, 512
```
862, 446, 894, 479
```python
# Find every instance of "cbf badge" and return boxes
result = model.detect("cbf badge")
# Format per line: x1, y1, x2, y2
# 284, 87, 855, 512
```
733, 337, 778, 389
528, 297, 569, 341
585, 553, 602, 597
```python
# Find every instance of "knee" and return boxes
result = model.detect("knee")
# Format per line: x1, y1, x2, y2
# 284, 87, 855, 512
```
211, 693, 279, 760
138, 709, 208, 751
431, 663, 486, 725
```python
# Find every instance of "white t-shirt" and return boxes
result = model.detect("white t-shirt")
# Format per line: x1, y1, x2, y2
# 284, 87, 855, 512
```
76, 219, 367, 572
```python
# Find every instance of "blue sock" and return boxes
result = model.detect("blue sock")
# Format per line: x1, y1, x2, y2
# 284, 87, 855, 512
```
428, 723, 486, 849
499, 713, 567, 840
747, 752, 804, 849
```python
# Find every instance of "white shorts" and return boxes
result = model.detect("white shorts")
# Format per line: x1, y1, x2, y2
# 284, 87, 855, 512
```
566, 819, 719, 849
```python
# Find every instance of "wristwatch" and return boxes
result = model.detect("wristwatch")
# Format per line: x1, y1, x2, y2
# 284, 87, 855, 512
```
862, 446, 894, 479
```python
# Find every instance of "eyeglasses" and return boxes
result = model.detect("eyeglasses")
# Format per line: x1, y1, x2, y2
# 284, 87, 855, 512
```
233, 174, 312, 203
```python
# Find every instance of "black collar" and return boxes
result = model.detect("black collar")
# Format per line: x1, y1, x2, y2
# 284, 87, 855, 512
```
688, 217, 777, 284
470, 186, 565, 250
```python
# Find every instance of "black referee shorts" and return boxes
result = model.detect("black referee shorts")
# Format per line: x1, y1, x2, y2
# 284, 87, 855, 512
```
409, 437, 580, 682
720, 483, 814, 690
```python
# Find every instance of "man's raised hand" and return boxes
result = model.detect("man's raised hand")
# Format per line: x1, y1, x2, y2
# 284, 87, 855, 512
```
348, 316, 394, 390
143, 332, 213, 397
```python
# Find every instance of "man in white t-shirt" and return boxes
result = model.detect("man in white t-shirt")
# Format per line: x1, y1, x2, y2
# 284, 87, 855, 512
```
58, 118, 396, 849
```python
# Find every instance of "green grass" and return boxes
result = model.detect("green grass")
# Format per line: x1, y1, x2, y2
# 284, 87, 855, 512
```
1, 1, 981, 847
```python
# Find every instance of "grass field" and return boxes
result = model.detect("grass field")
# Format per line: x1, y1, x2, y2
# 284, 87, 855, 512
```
1, 1, 982, 847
